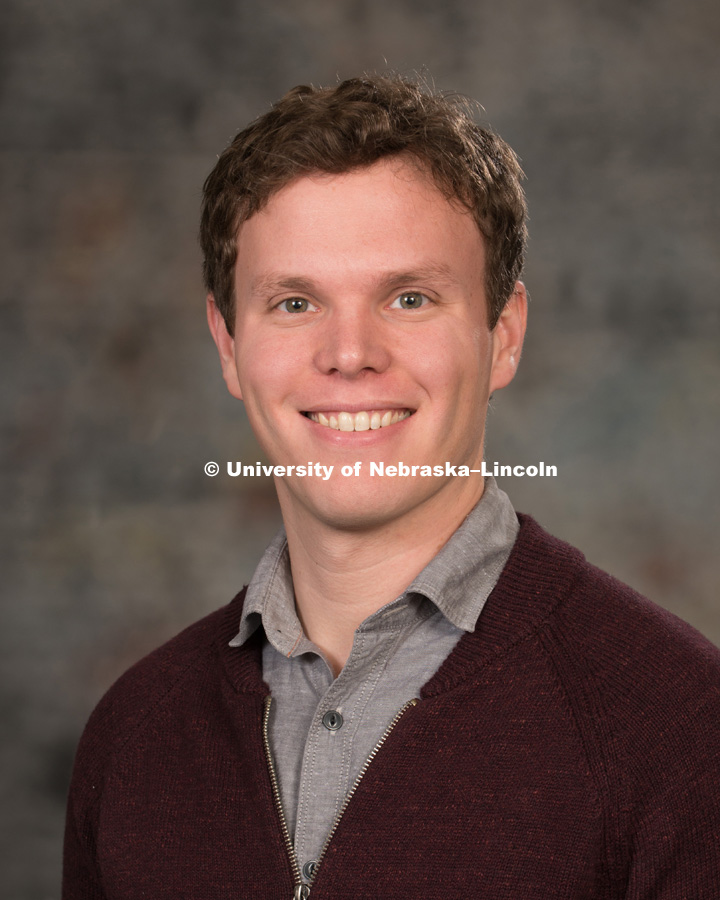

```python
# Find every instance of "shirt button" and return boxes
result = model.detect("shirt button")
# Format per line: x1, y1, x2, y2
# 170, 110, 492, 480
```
302, 860, 318, 880
322, 710, 343, 731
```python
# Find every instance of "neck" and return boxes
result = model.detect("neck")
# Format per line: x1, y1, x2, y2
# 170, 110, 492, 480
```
278, 476, 486, 676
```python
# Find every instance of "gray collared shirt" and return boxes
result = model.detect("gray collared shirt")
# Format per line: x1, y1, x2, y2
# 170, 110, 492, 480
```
230, 476, 518, 880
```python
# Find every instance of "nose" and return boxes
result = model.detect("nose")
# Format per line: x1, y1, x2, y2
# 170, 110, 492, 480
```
313, 306, 392, 378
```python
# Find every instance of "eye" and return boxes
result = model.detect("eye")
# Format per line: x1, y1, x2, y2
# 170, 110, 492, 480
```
278, 297, 313, 313
389, 291, 431, 310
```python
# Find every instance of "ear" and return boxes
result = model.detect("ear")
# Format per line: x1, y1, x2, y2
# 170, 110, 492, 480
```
206, 295, 244, 401
488, 281, 528, 394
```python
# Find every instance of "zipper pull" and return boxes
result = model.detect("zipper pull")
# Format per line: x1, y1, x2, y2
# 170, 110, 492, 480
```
293, 884, 310, 899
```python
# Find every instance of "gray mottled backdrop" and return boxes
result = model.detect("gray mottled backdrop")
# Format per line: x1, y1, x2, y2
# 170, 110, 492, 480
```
2, 0, 719, 896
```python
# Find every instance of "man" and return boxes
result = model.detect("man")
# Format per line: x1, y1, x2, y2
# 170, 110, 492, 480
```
63, 76, 720, 899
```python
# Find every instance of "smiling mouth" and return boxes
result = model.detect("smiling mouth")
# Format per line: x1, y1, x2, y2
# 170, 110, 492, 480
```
303, 409, 414, 432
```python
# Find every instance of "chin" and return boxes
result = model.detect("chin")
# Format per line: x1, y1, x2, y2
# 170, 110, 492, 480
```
287, 478, 452, 534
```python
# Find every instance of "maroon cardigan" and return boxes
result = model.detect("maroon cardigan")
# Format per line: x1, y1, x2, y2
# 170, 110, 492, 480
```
63, 515, 720, 898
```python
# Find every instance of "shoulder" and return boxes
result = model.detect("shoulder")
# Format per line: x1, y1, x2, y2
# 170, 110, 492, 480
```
69, 591, 249, 796
510, 512, 720, 672
522, 514, 720, 703
515, 515, 720, 785
430, 512, 720, 704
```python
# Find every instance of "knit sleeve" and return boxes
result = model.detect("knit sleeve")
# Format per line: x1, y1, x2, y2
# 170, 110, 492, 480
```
623, 690, 720, 899
61, 601, 235, 899
62, 772, 107, 900
539, 555, 720, 898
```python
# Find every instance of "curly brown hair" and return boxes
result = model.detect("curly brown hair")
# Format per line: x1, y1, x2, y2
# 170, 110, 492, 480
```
200, 74, 527, 333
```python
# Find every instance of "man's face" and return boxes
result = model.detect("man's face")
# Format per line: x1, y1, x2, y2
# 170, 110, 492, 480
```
209, 157, 525, 533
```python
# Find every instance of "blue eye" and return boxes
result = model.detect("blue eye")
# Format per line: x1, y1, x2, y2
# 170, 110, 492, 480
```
391, 291, 430, 310
280, 297, 310, 313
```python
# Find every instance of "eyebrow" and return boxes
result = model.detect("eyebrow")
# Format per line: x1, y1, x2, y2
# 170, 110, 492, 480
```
249, 275, 316, 297
248, 263, 462, 298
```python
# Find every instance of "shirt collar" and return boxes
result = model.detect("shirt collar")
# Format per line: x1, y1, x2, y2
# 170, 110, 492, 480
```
403, 476, 519, 630
229, 476, 518, 652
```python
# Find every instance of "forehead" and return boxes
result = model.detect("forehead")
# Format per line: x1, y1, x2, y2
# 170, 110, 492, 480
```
234, 158, 486, 291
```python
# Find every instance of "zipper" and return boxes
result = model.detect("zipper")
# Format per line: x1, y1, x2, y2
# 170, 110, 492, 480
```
262, 696, 306, 896
262, 694, 419, 899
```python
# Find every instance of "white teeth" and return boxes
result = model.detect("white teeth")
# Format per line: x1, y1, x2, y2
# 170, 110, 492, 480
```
307, 409, 412, 431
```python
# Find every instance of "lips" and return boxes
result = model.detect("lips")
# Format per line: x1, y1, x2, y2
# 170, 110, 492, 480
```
304, 409, 414, 432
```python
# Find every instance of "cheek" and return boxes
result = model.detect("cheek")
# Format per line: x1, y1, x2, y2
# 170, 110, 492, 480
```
411, 327, 490, 402
234, 332, 304, 409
